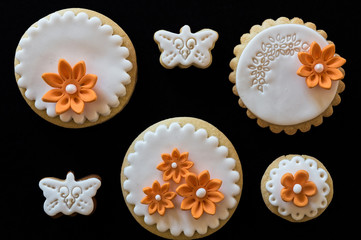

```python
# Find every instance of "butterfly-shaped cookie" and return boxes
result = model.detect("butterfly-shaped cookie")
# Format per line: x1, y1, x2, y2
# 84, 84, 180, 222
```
39, 171, 101, 217
154, 25, 218, 69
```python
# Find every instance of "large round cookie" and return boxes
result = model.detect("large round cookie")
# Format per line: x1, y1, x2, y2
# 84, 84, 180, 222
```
229, 17, 345, 135
14, 8, 137, 128
121, 117, 243, 239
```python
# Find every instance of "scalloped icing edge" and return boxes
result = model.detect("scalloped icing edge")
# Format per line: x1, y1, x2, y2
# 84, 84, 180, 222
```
229, 17, 345, 135
14, 8, 137, 128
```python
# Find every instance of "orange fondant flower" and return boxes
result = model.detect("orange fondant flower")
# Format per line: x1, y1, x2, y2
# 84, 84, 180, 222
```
297, 41, 346, 89
176, 170, 224, 219
280, 170, 317, 207
141, 180, 176, 216
42, 59, 97, 114
157, 148, 194, 183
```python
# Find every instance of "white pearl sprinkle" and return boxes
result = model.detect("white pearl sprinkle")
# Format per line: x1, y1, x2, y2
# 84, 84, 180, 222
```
65, 84, 77, 94
155, 194, 161, 201
314, 63, 324, 73
171, 162, 177, 168
196, 188, 206, 198
293, 184, 302, 194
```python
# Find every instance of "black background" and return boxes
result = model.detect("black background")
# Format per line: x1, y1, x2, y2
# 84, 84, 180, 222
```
2, 0, 359, 239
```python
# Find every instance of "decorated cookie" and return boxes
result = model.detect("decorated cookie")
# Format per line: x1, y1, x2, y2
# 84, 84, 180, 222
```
260, 155, 333, 222
14, 8, 137, 128
154, 25, 218, 69
229, 17, 346, 134
121, 117, 242, 239
39, 171, 101, 217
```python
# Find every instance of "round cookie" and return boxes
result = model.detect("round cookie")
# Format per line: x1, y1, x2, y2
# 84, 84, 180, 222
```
121, 117, 243, 239
14, 8, 137, 128
261, 154, 333, 222
229, 17, 345, 135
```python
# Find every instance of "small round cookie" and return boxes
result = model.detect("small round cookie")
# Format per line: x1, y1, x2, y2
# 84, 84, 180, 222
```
229, 17, 346, 135
121, 117, 242, 239
14, 8, 137, 128
261, 154, 333, 222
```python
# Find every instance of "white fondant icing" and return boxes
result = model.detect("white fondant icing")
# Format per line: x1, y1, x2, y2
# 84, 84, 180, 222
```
154, 25, 218, 68
123, 122, 240, 237
15, 11, 133, 124
265, 156, 330, 221
236, 24, 338, 126
39, 172, 101, 216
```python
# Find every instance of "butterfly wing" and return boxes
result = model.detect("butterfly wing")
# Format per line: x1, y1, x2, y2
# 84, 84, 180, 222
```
72, 177, 101, 215
154, 30, 182, 68
39, 177, 64, 216
191, 29, 218, 68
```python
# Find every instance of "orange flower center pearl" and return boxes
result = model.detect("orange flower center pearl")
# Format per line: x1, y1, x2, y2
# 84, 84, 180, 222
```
65, 84, 77, 94
314, 63, 324, 73
293, 184, 302, 194
196, 188, 207, 198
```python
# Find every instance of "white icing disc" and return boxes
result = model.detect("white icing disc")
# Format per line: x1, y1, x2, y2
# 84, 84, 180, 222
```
236, 24, 338, 126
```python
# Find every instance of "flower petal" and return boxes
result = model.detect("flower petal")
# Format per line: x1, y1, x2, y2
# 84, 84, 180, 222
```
202, 199, 216, 215
158, 202, 165, 215
322, 44, 335, 61
42, 73, 64, 88
293, 193, 308, 207
55, 94, 70, 114
163, 168, 173, 181
176, 184, 194, 197
143, 187, 154, 196
298, 52, 314, 66
179, 160, 194, 170
79, 74, 97, 89
326, 68, 344, 80
141, 195, 153, 204
205, 179, 222, 191
70, 95, 85, 114
171, 148, 180, 160
185, 172, 198, 188
58, 59, 73, 80
172, 169, 182, 183
319, 73, 332, 89
72, 61, 86, 81
163, 192, 176, 200
191, 200, 203, 219
42, 89, 64, 102
297, 65, 313, 77
294, 170, 309, 185
310, 42, 321, 60
280, 187, 294, 202
148, 201, 157, 215
152, 180, 161, 193
303, 181, 317, 197
179, 152, 189, 162
306, 73, 319, 88
78, 89, 97, 102
160, 182, 170, 193
326, 56, 346, 68
180, 196, 196, 210
162, 199, 175, 209
156, 162, 169, 171
198, 170, 210, 187
281, 173, 294, 188
207, 191, 224, 203
161, 153, 172, 162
